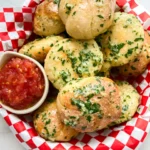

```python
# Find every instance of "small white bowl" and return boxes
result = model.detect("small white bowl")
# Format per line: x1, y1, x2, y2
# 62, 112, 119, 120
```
0, 51, 49, 115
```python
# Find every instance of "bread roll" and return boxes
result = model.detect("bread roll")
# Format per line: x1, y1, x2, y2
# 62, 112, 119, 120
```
33, 98, 79, 141
57, 77, 122, 132
117, 31, 150, 77
112, 81, 140, 124
33, 0, 65, 36
44, 38, 103, 90
98, 12, 144, 67
19, 36, 64, 63
59, 0, 116, 39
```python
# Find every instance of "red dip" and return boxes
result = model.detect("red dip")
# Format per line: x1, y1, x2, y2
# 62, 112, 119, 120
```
0, 57, 45, 110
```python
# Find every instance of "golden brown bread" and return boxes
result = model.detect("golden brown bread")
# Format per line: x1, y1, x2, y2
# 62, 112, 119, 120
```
19, 36, 64, 63
59, 0, 116, 40
44, 38, 103, 90
33, 98, 79, 141
33, 0, 65, 36
98, 12, 144, 67
117, 31, 150, 77
57, 77, 122, 132
111, 81, 140, 125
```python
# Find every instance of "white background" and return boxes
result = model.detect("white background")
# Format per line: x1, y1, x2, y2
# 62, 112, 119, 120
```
0, 0, 150, 150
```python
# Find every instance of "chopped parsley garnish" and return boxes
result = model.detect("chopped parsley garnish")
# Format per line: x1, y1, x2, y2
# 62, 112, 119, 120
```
57, 46, 63, 51
116, 105, 120, 110
86, 116, 92, 122
60, 70, 71, 83
122, 105, 129, 111
97, 15, 104, 19
71, 98, 101, 114
53, 0, 60, 4
134, 37, 144, 42
64, 119, 77, 127
72, 11, 76, 16
100, 24, 104, 27
45, 119, 51, 125
127, 41, 133, 45
131, 66, 136, 70
125, 48, 133, 58
65, 3, 74, 14
108, 43, 125, 53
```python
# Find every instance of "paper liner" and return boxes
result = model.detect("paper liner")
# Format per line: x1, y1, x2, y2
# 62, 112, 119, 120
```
0, 0, 150, 149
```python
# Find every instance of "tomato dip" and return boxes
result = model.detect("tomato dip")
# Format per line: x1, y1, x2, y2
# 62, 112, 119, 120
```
0, 57, 45, 110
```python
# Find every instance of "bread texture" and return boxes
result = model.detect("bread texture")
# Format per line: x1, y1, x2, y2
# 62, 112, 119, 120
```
33, 0, 65, 36
59, 0, 116, 39
98, 12, 144, 67
19, 36, 64, 63
117, 31, 150, 77
56, 77, 122, 132
44, 38, 103, 90
113, 81, 140, 124
33, 98, 78, 141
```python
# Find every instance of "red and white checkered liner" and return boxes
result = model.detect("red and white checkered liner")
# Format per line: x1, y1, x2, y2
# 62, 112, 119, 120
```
0, 0, 150, 149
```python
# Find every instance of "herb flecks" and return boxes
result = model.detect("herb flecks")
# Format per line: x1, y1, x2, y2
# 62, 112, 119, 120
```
71, 97, 102, 114
125, 48, 134, 58
65, 3, 74, 15
97, 15, 104, 19
60, 70, 71, 83
108, 43, 125, 53
53, 0, 60, 4
134, 37, 144, 42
